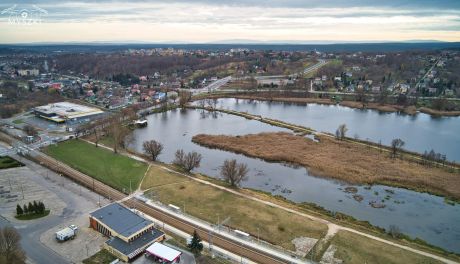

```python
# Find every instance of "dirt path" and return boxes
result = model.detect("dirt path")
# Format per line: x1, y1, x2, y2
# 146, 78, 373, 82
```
80, 139, 458, 264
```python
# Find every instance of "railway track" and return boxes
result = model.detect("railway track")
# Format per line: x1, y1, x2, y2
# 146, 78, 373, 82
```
32, 151, 292, 264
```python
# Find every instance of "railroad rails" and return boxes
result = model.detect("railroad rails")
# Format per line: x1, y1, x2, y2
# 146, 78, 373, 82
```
31, 151, 291, 264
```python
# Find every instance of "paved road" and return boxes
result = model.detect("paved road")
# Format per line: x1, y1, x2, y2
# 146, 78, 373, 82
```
188, 76, 232, 95
0, 215, 68, 264
32, 150, 300, 264
0, 152, 109, 264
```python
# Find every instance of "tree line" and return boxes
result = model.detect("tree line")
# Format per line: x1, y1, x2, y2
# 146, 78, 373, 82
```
142, 139, 249, 187
16, 200, 46, 216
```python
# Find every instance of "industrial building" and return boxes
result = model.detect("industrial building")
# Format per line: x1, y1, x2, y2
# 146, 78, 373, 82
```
89, 203, 165, 262
33, 102, 104, 123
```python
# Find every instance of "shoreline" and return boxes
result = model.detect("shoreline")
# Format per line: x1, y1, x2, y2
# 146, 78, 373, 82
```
195, 94, 460, 117
76, 136, 460, 258
192, 132, 460, 201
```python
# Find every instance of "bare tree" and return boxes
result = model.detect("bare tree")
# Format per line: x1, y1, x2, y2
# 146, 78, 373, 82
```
142, 140, 163, 161
183, 152, 202, 172
178, 91, 192, 109
169, 93, 178, 104
174, 149, 185, 166
107, 115, 131, 153
0, 226, 26, 264
221, 159, 249, 187
23, 125, 38, 137
91, 121, 102, 148
391, 138, 405, 158
173, 149, 202, 172
335, 124, 348, 140
74, 122, 92, 139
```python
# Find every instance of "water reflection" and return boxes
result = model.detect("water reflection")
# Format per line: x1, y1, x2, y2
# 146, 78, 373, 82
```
131, 108, 460, 253
206, 98, 460, 162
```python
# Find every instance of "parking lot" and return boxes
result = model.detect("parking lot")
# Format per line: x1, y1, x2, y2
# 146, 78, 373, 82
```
0, 165, 66, 222
40, 214, 107, 263
0, 155, 111, 264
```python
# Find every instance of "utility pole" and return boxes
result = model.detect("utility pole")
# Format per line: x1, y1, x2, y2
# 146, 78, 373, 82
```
183, 201, 185, 214
217, 213, 220, 232
20, 182, 24, 200
257, 227, 260, 244
208, 230, 213, 255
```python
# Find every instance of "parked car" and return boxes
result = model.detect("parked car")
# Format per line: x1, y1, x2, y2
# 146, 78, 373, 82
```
55, 225, 78, 242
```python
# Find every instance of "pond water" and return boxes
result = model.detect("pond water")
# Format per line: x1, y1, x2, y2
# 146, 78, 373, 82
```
131, 108, 460, 253
210, 98, 460, 162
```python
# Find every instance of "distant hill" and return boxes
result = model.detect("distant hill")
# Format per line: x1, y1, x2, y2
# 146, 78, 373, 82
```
1, 42, 460, 54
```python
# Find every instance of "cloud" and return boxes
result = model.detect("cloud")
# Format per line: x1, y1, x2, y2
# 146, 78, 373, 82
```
0, 0, 459, 43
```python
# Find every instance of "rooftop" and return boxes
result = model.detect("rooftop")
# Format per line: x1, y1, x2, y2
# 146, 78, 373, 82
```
90, 203, 154, 238
34, 102, 104, 119
146, 242, 181, 262
106, 229, 164, 259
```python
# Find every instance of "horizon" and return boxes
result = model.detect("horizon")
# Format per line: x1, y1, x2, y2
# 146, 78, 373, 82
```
1, 0, 460, 43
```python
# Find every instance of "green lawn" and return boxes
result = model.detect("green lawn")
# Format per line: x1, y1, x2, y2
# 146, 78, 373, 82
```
0, 156, 24, 169
12, 119, 24, 124
45, 139, 148, 192
15, 210, 50, 220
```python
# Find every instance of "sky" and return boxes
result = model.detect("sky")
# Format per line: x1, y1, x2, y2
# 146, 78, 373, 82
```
0, 0, 460, 44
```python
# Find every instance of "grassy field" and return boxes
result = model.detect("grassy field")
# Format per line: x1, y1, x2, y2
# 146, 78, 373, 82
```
142, 165, 327, 251
0, 156, 24, 170
330, 231, 443, 264
141, 164, 189, 189
12, 119, 24, 124
45, 139, 148, 192
82, 249, 116, 264
192, 132, 460, 200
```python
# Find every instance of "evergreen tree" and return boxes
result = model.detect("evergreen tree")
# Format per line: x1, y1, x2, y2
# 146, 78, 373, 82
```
28, 202, 34, 214
39, 201, 46, 214
16, 204, 23, 216
33, 201, 39, 214
188, 230, 203, 256
23, 204, 28, 214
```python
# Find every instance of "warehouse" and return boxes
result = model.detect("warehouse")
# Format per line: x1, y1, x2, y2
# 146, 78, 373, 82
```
33, 102, 104, 123
89, 203, 165, 262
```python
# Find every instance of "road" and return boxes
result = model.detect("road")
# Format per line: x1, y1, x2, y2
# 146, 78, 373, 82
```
412, 57, 441, 95
28, 150, 302, 264
254, 59, 328, 80
0, 214, 68, 264
0, 139, 111, 264
188, 76, 232, 95
0, 156, 103, 264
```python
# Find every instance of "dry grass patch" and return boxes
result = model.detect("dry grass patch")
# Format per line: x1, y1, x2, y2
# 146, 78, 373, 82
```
330, 231, 443, 264
192, 132, 460, 199
145, 170, 327, 251
141, 165, 190, 190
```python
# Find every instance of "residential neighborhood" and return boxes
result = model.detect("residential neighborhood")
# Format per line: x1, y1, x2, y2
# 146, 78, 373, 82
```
1, 1, 460, 264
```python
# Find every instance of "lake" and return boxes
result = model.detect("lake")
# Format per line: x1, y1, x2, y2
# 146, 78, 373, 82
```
211, 98, 460, 162
131, 107, 460, 253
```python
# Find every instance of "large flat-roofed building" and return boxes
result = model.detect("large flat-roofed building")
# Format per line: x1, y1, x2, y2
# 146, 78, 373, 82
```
33, 102, 104, 123
89, 203, 165, 262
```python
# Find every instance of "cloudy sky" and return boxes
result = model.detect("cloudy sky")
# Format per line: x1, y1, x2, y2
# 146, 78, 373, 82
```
0, 0, 459, 43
